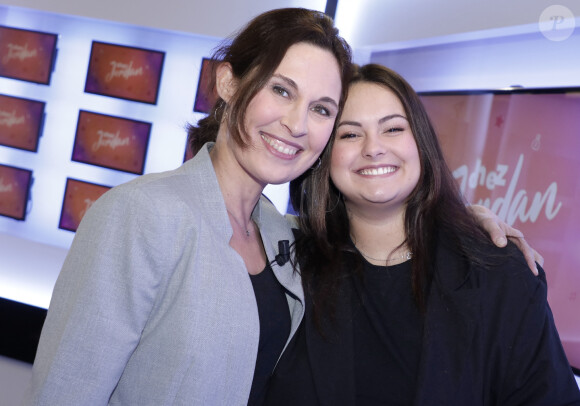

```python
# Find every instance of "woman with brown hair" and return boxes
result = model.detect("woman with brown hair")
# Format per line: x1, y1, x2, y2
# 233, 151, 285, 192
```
266, 64, 579, 405
25, 8, 351, 405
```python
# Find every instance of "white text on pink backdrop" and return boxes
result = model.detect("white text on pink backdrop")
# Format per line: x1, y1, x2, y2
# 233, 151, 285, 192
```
92, 130, 130, 152
0, 110, 25, 127
453, 153, 562, 226
105, 60, 143, 82
2, 42, 37, 64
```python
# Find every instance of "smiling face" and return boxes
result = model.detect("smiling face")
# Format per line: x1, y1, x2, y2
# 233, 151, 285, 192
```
330, 81, 421, 215
229, 42, 342, 186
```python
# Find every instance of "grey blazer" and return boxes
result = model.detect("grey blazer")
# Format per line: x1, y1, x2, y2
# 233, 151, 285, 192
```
24, 143, 304, 405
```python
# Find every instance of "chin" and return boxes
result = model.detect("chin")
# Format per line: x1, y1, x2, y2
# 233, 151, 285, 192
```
363, 194, 402, 206
265, 167, 307, 185
268, 176, 295, 185
257, 172, 292, 186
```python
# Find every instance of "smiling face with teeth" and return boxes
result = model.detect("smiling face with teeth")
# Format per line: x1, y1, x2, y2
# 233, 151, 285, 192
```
229, 42, 342, 187
330, 81, 421, 214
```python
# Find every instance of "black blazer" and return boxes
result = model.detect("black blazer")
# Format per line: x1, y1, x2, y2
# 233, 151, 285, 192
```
266, 237, 580, 405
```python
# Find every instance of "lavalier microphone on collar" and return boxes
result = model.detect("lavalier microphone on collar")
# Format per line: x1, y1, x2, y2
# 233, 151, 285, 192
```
274, 240, 291, 266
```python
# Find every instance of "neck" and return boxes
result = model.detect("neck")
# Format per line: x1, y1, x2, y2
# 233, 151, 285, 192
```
347, 203, 408, 264
210, 135, 263, 223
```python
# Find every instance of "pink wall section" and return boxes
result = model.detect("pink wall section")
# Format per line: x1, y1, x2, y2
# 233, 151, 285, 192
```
421, 91, 580, 368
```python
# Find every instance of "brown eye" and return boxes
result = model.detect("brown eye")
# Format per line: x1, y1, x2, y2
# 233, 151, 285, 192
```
384, 127, 404, 134
339, 132, 357, 140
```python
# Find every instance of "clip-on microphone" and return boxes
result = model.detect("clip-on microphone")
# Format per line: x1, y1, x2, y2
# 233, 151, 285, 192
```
274, 240, 291, 266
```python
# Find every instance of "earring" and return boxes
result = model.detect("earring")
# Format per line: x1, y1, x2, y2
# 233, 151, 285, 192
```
213, 100, 226, 122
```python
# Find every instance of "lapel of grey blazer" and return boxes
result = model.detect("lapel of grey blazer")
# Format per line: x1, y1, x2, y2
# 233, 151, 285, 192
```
184, 142, 305, 318
254, 197, 305, 353
254, 199, 303, 302
414, 236, 481, 405
182, 142, 232, 238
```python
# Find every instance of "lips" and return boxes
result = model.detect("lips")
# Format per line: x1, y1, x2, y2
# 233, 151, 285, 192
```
261, 133, 301, 156
358, 166, 397, 176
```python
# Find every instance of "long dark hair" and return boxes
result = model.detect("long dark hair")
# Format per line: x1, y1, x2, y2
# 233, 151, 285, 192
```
187, 8, 352, 156
291, 64, 494, 323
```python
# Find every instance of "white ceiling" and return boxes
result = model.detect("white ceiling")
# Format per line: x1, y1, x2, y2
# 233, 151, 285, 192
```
0, 0, 327, 40
1, 0, 579, 52
334, 0, 579, 49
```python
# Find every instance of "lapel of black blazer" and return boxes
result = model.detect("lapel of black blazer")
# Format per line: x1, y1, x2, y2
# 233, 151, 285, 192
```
414, 235, 482, 405
305, 274, 357, 406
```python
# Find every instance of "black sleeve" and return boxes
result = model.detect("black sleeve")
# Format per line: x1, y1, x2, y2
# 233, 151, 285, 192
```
498, 265, 580, 405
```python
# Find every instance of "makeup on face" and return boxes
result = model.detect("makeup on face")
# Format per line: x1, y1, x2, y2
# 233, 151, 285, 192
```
232, 42, 342, 187
330, 82, 421, 211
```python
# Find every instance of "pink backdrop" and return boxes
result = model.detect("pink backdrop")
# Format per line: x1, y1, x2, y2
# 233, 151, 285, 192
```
0, 26, 57, 84
0, 164, 32, 220
0, 94, 44, 151
72, 110, 151, 174
59, 178, 111, 232
84, 41, 164, 104
421, 91, 580, 368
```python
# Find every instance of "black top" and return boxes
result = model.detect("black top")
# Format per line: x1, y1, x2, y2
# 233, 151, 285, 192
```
351, 258, 422, 405
266, 236, 580, 405
264, 257, 422, 405
247, 263, 291, 406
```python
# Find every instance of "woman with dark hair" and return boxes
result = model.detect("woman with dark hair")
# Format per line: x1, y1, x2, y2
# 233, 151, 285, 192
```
265, 64, 580, 405
25, 8, 352, 406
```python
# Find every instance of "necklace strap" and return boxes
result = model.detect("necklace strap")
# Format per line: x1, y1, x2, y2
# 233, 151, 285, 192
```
356, 246, 412, 263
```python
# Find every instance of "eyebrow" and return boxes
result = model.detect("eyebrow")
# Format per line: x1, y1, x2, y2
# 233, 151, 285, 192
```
337, 114, 407, 128
272, 73, 339, 109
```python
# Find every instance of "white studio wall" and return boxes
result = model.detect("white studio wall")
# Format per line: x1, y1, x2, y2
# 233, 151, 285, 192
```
367, 18, 580, 92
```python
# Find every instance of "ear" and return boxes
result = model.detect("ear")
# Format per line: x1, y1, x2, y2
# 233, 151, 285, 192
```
215, 62, 237, 103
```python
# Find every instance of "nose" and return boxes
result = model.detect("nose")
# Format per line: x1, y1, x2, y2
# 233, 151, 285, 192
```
362, 133, 386, 158
281, 104, 308, 137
